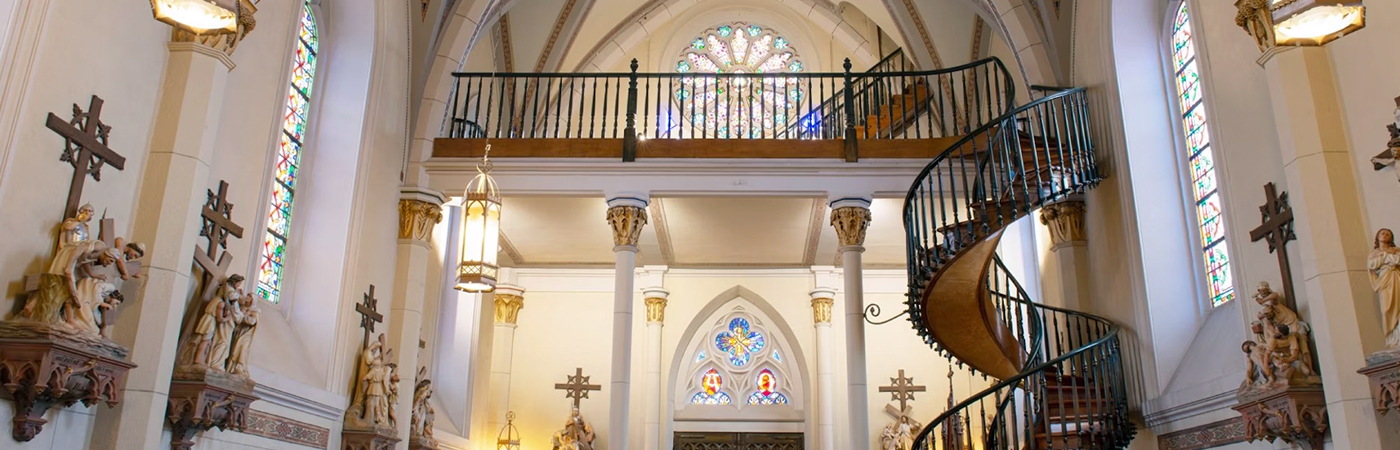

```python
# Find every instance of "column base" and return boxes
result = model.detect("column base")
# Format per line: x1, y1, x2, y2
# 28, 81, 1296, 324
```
1233, 384, 1328, 449
1359, 349, 1400, 416
166, 372, 259, 450
0, 321, 136, 442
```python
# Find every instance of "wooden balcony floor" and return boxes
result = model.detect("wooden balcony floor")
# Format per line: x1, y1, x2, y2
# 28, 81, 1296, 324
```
433, 137, 967, 160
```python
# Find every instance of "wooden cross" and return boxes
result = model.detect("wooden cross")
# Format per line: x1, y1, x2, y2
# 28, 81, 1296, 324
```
1248, 182, 1298, 310
554, 367, 602, 409
47, 96, 126, 219
356, 285, 384, 347
879, 369, 926, 421
192, 181, 244, 300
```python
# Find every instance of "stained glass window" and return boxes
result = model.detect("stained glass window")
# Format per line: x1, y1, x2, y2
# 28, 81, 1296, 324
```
674, 22, 803, 138
715, 317, 765, 367
1171, 4, 1234, 306
690, 369, 733, 405
746, 369, 789, 405
257, 1, 318, 304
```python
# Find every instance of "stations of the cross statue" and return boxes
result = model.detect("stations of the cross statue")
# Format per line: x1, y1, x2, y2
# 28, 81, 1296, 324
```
343, 285, 403, 450
552, 367, 600, 450
877, 370, 925, 450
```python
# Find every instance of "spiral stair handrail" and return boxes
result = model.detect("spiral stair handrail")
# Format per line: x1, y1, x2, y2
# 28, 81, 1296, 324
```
900, 84, 1135, 450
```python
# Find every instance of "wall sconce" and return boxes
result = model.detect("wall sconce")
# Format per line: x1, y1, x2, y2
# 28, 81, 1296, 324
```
149, 0, 241, 35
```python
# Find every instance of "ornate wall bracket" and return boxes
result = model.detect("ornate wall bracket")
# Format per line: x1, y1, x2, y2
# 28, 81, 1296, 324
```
0, 322, 135, 442
1358, 351, 1400, 416
1232, 385, 1328, 449
166, 374, 259, 450
343, 426, 401, 450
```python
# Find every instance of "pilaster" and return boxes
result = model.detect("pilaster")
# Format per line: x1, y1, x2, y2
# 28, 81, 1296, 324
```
387, 188, 446, 449
1039, 201, 1089, 311
486, 284, 525, 444
810, 287, 837, 450
642, 286, 669, 450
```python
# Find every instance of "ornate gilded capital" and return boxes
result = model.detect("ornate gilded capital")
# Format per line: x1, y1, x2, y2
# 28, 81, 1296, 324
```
645, 297, 668, 323
811, 298, 834, 324
494, 293, 524, 324
398, 199, 444, 243
608, 205, 648, 249
1039, 201, 1086, 247
171, 0, 258, 56
1235, 0, 1276, 53
831, 206, 871, 247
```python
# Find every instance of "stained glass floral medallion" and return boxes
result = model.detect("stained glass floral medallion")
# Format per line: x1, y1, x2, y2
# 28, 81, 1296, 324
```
691, 368, 733, 405
674, 22, 804, 138
747, 369, 789, 405
715, 317, 765, 367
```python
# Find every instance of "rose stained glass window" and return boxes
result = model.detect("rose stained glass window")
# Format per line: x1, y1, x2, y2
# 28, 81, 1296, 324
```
715, 317, 765, 367
1172, 3, 1234, 306
690, 368, 733, 405
257, 1, 318, 304
674, 22, 803, 138
746, 369, 789, 405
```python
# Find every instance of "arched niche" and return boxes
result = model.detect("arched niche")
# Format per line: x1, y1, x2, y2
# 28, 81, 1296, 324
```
667, 286, 811, 441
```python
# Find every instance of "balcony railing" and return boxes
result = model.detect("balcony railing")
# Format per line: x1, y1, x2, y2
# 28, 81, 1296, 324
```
445, 56, 1012, 161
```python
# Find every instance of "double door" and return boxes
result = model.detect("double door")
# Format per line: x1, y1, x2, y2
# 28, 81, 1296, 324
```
673, 432, 803, 450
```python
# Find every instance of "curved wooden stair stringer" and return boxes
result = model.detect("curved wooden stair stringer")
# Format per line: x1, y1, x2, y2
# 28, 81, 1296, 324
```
922, 228, 1026, 380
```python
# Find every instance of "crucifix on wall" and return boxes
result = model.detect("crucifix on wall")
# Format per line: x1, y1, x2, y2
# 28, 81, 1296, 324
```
555, 367, 602, 410
193, 181, 245, 301
46, 96, 126, 220
1249, 182, 1298, 310
879, 369, 926, 421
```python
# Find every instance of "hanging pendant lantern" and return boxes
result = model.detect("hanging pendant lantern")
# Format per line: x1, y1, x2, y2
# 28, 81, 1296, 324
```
496, 411, 521, 450
456, 144, 502, 293
1272, 0, 1365, 46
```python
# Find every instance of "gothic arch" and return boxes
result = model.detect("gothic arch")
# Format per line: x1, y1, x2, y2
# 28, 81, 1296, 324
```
665, 286, 812, 442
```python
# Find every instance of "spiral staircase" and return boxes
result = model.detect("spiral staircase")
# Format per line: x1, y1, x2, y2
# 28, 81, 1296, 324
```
896, 64, 1136, 449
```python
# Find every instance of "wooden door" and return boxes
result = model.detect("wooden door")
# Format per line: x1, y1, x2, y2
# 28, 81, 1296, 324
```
673, 432, 803, 450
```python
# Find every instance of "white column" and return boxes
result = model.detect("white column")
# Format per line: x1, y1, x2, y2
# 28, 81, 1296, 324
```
810, 287, 837, 450
1040, 201, 1089, 311
1262, 47, 1388, 449
387, 188, 445, 448
91, 39, 237, 450
607, 196, 648, 450
642, 286, 669, 450
830, 198, 872, 449
486, 284, 526, 443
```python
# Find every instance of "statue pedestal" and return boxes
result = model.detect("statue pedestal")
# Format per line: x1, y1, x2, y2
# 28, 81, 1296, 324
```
1233, 384, 1329, 449
409, 435, 440, 450
166, 368, 259, 450
0, 321, 135, 442
1358, 349, 1400, 416
342, 425, 400, 450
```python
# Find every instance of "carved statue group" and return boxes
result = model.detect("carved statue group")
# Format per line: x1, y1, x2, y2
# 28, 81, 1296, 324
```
346, 333, 400, 430
550, 407, 596, 450
1240, 282, 1319, 391
410, 368, 437, 444
17, 204, 146, 339
879, 415, 921, 450
175, 274, 261, 378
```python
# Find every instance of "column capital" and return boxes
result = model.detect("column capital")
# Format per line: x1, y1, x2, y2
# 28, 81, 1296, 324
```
810, 287, 836, 324
168, 0, 258, 60
493, 284, 526, 324
398, 196, 445, 244
608, 202, 649, 250
830, 202, 872, 248
644, 292, 669, 324
1039, 201, 1086, 249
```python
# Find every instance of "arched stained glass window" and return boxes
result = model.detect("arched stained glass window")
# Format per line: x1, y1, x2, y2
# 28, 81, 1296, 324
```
690, 368, 733, 405
257, 1, 319, 303
1171, 3, 1234, 306
674, 23, 803, 138
746, 369, 789, 405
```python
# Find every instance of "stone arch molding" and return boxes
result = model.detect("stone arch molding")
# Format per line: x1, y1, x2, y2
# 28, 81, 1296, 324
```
667, 286, 810, 435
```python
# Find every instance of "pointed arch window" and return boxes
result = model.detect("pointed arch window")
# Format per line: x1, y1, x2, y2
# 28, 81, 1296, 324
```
1171, 3, 1234, 306
684, 311, 794, 408
257, 1, 319, 303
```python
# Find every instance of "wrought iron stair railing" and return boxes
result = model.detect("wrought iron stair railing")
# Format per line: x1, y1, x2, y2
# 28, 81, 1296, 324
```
901, 86, 1136, 450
